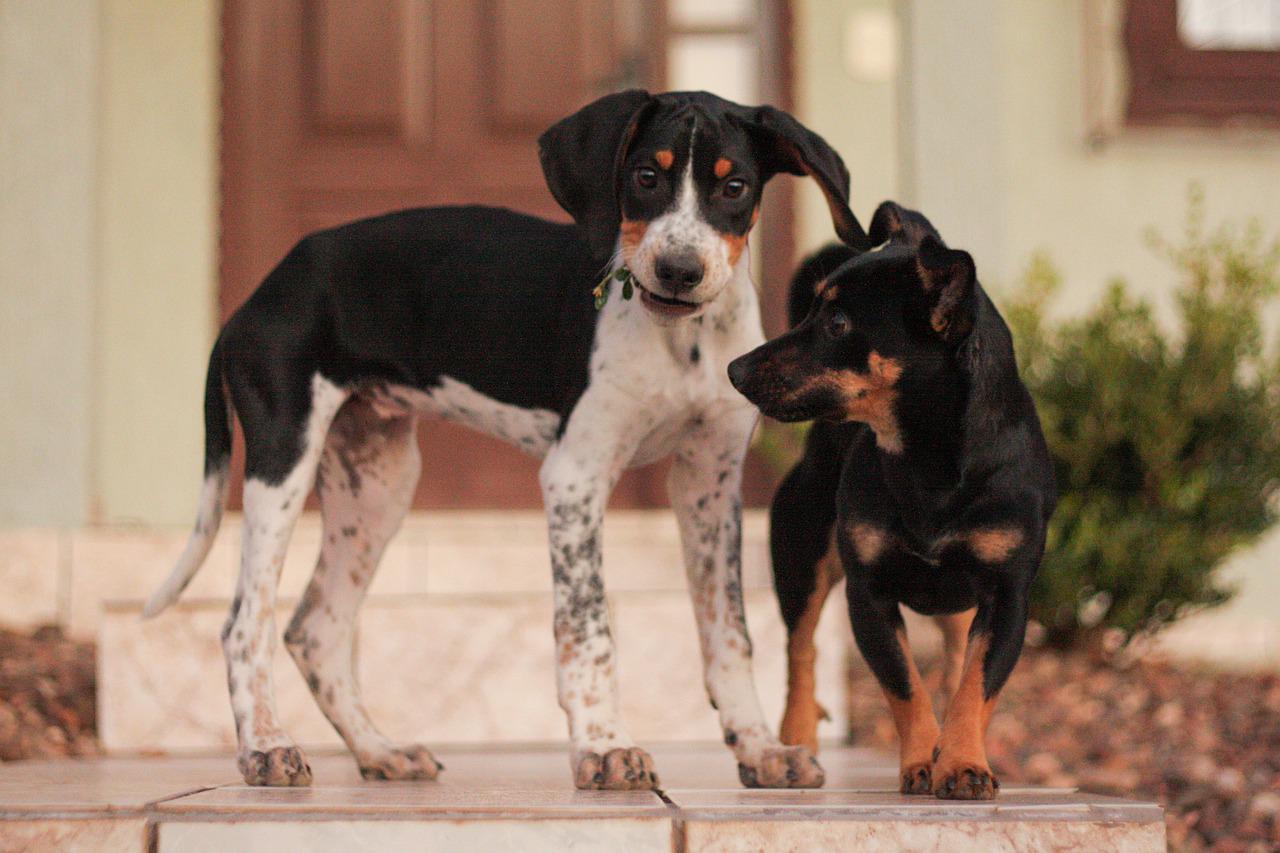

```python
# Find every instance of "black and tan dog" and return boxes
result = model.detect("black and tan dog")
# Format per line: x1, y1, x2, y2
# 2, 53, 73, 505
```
144, 90, 870, 790
728, 203, 1056, 799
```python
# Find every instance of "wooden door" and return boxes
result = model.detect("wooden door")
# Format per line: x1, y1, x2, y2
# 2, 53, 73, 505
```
221, 0, 783, 508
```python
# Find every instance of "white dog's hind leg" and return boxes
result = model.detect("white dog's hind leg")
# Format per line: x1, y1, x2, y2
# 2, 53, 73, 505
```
222, 375, 348, 787
285, 401, 440, 780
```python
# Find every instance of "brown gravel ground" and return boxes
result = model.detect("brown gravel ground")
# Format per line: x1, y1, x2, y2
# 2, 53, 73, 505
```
847, 648, 1280, 852
0, 626, 98, 762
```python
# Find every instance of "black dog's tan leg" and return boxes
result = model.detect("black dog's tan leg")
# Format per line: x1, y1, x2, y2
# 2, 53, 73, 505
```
934, 576, 1029, 800
933, 631, 998, 799
540, 401, 656, 791
885, 626, 941, 794
669, 411, 823, 789
769, 424, 844, 754
285, 402, 440, 781
779, 540, 841, 754
933, 608, 975, 707
846, 562, 940, 796
223, 375, 349, 787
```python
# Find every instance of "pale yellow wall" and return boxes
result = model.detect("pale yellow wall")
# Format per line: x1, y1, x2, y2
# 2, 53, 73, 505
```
794, 0, 902, 256
900, 0, 1280, 307
95, 0, 219, 524
0, 2, 98, 525
797, 0, 1280, 303
0, 2, 218, 528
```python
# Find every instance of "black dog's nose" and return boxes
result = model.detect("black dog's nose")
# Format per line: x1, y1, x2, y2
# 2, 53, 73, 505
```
654, 252, 704, 292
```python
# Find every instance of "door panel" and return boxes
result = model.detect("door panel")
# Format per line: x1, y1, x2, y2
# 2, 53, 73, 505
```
220, 0, 785, 509
222, 0, 665, 509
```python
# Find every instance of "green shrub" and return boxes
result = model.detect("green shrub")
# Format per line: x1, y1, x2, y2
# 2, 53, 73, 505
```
1007, 191, 1280, 648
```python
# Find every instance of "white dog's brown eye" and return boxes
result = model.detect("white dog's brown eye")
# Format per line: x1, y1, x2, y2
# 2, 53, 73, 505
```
722, 178, 747, 199
635, 167, 658, 189
825, 309, 851, 338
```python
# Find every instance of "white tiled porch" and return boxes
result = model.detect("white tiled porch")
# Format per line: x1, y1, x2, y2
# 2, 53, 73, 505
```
0, 745, 1165, 852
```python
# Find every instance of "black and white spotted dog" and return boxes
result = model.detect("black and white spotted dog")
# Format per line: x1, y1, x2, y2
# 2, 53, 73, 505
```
144, 90, 869, 790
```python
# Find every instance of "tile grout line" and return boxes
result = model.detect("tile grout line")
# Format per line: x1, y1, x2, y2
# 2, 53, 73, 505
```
653, 786, 687, 853
142, 782, 224, 844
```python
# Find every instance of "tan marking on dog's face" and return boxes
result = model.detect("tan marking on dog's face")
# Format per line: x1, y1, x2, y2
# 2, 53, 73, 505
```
619, 218, 648, 256
820, 283, 839, 301
721, 231, 748, 267
654, 149, 675, 170
718, 203, 760, 268
738, 345, 900, 438
965, 528, 1024, 563
849, 522, 887, 564
714, 157, 733, 179
831, 352, 904, 453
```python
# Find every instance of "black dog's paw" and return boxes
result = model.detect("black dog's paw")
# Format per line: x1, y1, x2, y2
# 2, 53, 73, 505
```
238, 745, 313, 787
900, 761, 932, 795
933, 760, 999, 800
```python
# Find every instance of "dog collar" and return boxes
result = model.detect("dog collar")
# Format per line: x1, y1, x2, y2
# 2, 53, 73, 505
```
593, 266, 634, 310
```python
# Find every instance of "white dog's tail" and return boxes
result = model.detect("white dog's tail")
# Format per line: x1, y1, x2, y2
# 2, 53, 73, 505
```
142, 338, 232, 618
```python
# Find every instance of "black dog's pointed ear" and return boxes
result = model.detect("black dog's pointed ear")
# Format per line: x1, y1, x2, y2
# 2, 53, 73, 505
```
736, 106, 871, 251
870, 201, 943, 248
915, 235, 976, 343
539, 89, 654, 260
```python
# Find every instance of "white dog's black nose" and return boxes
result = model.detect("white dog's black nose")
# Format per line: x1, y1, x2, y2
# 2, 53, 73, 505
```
654, 252, 704, 292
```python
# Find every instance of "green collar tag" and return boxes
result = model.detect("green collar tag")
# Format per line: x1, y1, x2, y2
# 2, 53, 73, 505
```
594, 266, 634, 310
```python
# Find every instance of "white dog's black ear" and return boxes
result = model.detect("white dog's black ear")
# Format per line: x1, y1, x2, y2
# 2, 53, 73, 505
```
870, 201, 943, 248
539, 89, 654, 260
734, 106, 870, 251
915, 235, 977, 343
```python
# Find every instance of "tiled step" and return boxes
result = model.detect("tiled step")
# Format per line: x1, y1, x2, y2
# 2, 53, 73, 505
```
83, 511, 733, 636
99, 510, 868, 752
100, 590, 854, 752
7, 509, 1276, 667
0, 746, 1166, 852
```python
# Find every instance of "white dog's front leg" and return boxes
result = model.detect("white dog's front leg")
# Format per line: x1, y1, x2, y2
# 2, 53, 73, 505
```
540, 405, 658, 791
668, 410, 825, 788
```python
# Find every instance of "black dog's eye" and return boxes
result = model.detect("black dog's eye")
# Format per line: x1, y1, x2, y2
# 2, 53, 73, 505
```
825, 309, 851, 339
635, 167, 658, 189
722, 178, 747, 199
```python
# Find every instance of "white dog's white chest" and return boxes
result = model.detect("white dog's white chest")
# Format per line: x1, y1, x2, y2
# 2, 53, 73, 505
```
593, 304, 763, 469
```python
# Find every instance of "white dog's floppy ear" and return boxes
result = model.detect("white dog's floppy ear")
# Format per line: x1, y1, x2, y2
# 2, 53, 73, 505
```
734, 106, 870, 251
539, 89, 654, 260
